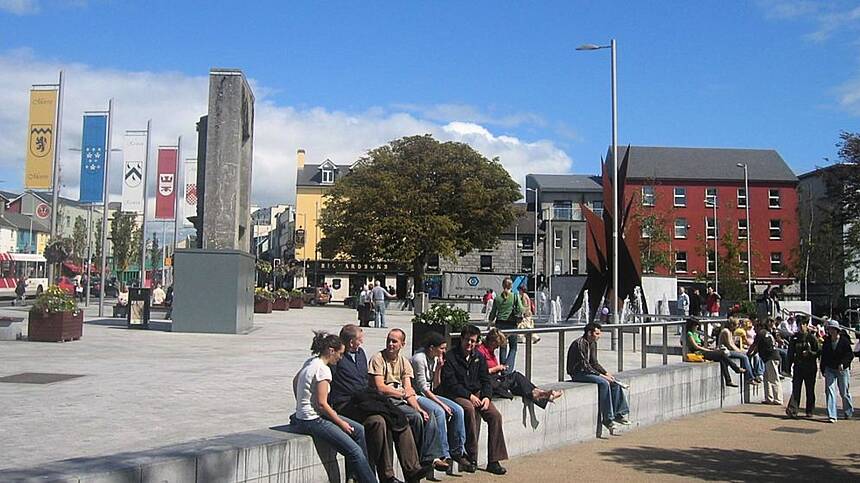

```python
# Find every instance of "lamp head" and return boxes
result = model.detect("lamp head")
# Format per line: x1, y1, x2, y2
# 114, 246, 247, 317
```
576, 43, 603, 51
736, 163, 745, 168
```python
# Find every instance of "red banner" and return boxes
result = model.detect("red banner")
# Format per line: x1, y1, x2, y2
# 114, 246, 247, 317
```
154, 147, 178, 220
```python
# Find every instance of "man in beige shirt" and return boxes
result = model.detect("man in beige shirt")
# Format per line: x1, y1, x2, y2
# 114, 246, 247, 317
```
369, 328, 444, 470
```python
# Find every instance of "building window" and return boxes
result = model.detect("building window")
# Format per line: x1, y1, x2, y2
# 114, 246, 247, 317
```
770, 252, 782, 274
737, 188, 747, 208
674, 218, 688, 239
739, 251, 749, 275
571, 259, 580, 274
521, 235, 534, 251
707, 250, 716, 274
321, 169, 334, 184
554, 230, 563, 249
553, 201, 573, 220
570, 230, 579, 250
675, 251, 688, 273
480, 255, 493, 272
769, 219, 782, 240
769, 189, 781, 208
738, 219, 748, 239
705, 187, 717, 207
521, 256, 533, 273
427, 254, 440, 272
553, 259, 563, 275
641, 224, 652, 238
674, 187, 687, 207
706, 217, 718, 239
641, 186, 655, 206
592, 200, 603, 216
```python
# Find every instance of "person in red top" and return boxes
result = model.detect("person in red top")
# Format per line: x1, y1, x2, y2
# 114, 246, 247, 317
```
477, 328, 561, 409
705, 286, 721, 316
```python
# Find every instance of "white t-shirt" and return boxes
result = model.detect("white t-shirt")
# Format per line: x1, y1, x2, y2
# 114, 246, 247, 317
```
293, 357, 332, 421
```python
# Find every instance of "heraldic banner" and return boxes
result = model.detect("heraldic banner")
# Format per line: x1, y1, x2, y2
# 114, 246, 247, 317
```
24, 89, 59, 189
78, 114, 108, 203
121, 131, 147, 213
154, 146, 177, 220
182, 160, 197, 227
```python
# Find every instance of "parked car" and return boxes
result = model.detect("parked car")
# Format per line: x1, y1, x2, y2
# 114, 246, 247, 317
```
55, 276, 76, 296
300, 287, 331, 306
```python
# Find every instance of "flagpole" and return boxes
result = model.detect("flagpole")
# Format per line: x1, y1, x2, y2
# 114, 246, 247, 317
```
98, 98, 113, 317
47, 70, 64, 284
172, 136, 181, 286
139, 120, 151, 288
85, 203, 93, 306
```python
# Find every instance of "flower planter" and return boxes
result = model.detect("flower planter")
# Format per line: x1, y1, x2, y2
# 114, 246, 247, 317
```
254, 299, 273, 314
272, 298, 290, 311
28, 310, 83, 342
289, 298, 304, 309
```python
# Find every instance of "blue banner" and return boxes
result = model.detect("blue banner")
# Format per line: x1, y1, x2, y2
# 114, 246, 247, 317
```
78, 114, 108, 203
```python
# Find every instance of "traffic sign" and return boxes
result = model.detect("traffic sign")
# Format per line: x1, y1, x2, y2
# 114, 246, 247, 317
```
35, 203, 50, 219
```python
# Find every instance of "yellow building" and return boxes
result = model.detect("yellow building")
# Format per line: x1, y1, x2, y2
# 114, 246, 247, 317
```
294, 149, 349, 268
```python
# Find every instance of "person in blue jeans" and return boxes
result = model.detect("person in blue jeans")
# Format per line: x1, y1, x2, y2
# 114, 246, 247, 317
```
490, 277, 522, 375
410, 332, 475, 473
820, 320, 855, 423
290, 331, 377, 483
567, 322, 631, 434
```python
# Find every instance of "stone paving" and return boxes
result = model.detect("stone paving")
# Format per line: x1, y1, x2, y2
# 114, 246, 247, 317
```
0, 303, 683, 471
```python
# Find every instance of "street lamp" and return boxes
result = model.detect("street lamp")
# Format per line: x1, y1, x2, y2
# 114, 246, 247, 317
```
578, 39, 619, 326
737, 163, 752, 301
525, 187, 539, 318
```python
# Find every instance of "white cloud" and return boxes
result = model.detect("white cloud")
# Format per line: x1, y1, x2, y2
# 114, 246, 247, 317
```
0, 0, 39, 14
0, 49, 574, 209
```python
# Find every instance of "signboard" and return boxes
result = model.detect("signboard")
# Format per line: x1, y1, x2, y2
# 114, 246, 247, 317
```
35, 203, 50, 219
121, 131, 147, 213
443, 272, 510, 299
24, 89, 58, 189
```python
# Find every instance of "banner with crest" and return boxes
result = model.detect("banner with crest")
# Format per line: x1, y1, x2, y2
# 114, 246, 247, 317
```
24, 89, 58, 189
154, 146, 177, 220
121, 131, 147, 213
78, 113, 108, 203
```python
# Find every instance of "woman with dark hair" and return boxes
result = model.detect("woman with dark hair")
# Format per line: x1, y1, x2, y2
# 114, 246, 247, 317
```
477, 328, 561, 408
685, 319, 745, 387
291, 331, 377, 483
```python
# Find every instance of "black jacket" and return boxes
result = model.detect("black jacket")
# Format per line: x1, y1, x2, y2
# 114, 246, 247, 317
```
438, 344, 492, 400
337, 388, 409, 432
329, 347, 369, 408
787, 331, 820, 370
820, 333, 855, 372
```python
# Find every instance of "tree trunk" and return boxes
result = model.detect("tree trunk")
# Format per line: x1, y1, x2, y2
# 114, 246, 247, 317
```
412, 254, 427, 314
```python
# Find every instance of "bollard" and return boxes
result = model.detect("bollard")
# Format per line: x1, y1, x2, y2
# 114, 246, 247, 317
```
662, 323, 669, 365
558, 330, 566, 382
617, 325, 625, 373
641, 325, 647, 369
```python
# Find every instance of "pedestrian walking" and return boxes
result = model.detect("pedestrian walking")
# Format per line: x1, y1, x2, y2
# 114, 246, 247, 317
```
820, 320, 854, 423
371, 281, 395, 329
14, 276, 26, 306
690, 288, 702, 317
785, 317, 820, 418
748, 320, 783, 404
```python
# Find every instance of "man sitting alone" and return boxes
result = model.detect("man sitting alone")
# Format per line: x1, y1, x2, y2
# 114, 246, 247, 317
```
567, 322, 631, 434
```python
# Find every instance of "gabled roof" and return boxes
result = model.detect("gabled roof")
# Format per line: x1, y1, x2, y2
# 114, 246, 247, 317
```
297, 163, 352, 187
318, 159, 338, 170
613, 145, 797, 183
0, 212, 50, 232
525, 174, 603, 193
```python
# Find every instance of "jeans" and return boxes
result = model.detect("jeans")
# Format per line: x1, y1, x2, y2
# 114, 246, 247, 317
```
823, 367, 854, 420
498, 334, 518, 375
728, 351, 753, 381
776, 348, 789, 374
395, 402, 438, 462
571, 372, 629, 424
417, 395, 466, 459
751, 354, 765, 378
289, 414, 376, 483
373, 300, 386, 328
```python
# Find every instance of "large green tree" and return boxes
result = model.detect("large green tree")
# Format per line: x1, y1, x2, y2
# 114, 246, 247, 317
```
826, 131, 860, 282
109, 212, 137, 273
318, 135, 521, 291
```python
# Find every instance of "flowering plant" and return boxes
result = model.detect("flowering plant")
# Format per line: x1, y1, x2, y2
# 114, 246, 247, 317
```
31, 285, 78, 314
412, 304, 470, 332
254, 287, 275, 302
274, 288, 291, 300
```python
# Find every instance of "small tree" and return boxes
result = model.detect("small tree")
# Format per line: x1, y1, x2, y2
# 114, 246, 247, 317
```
631, 184, 673, 274
717, 227, 747, 302
109, 212, 136, 274
94, 222, 102, 268
71, 216, 87, 264
149, 233, 161, 277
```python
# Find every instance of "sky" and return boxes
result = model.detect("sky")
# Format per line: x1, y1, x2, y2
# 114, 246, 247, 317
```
1, 0, 859, 211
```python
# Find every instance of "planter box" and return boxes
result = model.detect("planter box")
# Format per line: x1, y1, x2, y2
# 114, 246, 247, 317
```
28, 310, 83, 342
411, 322, 452, 354
254, 299, 273, 314
289, 298, 304, 309
272, 298, 290, 311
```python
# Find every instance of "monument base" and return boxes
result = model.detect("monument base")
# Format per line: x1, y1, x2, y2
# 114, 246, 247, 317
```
172, 249, 254, 334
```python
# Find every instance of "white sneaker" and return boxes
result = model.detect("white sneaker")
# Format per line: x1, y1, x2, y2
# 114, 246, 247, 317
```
615, 415, 632, 425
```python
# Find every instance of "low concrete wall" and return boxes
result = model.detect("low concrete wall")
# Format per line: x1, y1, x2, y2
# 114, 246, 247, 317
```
0, 362, 788, 482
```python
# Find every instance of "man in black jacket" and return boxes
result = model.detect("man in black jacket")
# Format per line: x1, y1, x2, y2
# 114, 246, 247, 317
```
785, 317, 820, 418
438, 324, 508, 476
820, 320, 855, 423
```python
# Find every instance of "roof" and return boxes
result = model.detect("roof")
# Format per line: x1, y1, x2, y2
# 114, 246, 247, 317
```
613, 146, 797, 183
296, 163, 352, 187
0, 212, 50, 232
525, 174, 603, 192
502, 203, 535, 235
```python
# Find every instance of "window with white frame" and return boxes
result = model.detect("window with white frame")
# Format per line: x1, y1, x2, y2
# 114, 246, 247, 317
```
707, 250, 716, 274
738, 219, 748, 239
675, 251, 688, 273
769, 219, 782, 239
592, 200, 603, 216
641, 186, 655, 206
705, 187, 718, 207
321, 168, 334, 184
737, 188, 747, 208
571, 259, 580, 274
770, 252, 782, 274
554, 230, 563, 249
674, 218, 688, 239
641, 224, 652, 238
739, 251, 749, 275
553, 259, 563, 275
769, 189, 781, 208
674, 187, 687, 207
706, 217, 718, 239
570, 230, 579, 250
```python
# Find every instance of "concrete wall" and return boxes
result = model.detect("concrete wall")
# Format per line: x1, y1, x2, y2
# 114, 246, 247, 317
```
0, 362, 788, 482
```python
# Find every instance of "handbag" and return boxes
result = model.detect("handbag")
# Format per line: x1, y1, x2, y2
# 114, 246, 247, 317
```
684, 353, 705, 363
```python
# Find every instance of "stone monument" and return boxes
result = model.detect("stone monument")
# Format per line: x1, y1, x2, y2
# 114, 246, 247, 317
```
172, 69, 256, 334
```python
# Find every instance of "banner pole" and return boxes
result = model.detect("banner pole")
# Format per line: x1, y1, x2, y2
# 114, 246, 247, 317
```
47, 70, 64, 284
98, 98, 114, 317
140, 120, 151, 288
172, 136, 181, 285
85, 203, 93, 307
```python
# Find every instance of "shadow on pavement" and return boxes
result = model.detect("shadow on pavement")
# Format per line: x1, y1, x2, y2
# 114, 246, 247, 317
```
598, 446, 859, 481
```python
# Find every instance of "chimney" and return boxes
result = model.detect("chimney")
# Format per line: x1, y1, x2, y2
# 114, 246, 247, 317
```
296, 149, 306, 169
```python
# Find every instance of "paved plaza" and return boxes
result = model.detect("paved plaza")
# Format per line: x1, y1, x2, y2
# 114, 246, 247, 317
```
0, 303, 681, 472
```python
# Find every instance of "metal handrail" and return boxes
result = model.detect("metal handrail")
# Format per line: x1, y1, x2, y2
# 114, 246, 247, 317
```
783, 309, 859, 336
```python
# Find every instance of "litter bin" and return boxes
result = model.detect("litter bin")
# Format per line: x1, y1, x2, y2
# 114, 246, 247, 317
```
127, 287, 151, 329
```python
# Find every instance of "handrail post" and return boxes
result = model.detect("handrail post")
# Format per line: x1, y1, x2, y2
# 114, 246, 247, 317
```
617, 324, 624, 373
558, 329, 566, 382
525, 332, 533, 382
662, 323, 668, 365
640, 325, 647, 369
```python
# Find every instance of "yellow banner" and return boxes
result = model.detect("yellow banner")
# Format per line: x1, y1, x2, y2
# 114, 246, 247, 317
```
24, 89, 58, 189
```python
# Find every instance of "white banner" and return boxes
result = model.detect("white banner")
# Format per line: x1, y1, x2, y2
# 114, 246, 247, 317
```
121, 131, 147, 213
182, 160, 197, 227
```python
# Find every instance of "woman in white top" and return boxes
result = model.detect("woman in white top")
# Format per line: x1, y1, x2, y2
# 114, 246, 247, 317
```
291, 332, 377, 483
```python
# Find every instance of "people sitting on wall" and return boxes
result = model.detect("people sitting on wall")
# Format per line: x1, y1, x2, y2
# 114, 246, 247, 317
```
567, 322, 631, 434
152, 283, 166, 305
718, 318, 758, 385
328, 324, 426, 483
289, 331, 376, 483
684, 318, 745, 388
437, 324, 509, 476
477, 328, 561, 408
368, 329, 446, 472
747, 320, 783, 405
410, 332, 474, 473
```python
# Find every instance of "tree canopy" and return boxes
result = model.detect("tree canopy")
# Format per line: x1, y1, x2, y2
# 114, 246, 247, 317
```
318, 135, 521, 290
829, 131, 860, 281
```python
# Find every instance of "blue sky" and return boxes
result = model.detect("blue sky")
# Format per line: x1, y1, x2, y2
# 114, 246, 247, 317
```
0, 0, 858, 205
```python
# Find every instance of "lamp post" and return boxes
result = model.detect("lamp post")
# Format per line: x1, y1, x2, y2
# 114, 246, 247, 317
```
297, 213, 307, 286
525, 187, 540, 320
737, 163, 752, 301
577, 39, 619, 326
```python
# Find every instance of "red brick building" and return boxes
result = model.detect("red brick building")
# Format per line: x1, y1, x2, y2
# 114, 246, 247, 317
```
619, 146, 799, 291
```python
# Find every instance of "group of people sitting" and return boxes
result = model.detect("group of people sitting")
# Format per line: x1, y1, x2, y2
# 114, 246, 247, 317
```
684, 314, 855, 423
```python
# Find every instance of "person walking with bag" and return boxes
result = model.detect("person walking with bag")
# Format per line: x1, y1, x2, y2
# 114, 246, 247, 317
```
820, 320, 854, 423
489, 278, 522, 374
